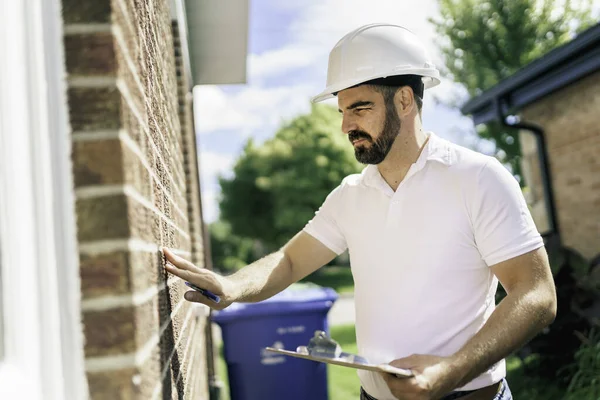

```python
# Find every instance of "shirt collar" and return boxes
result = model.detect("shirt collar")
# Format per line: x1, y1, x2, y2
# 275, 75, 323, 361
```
419, 131, 454, 167
360, 132, 454, 188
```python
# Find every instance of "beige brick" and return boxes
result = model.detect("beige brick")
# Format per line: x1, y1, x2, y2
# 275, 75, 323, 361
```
62, 0, 111, 24
138, 346, 163, 399
65, 33, 116, 76
80, 251, 130, 298
86, 367, 137, 400
84, 295, 161, 358
83, 306, 136, 357
69, 87, 121, 131
129, 250, 163, 294
76, 195, 129, 241
121, 102, 145, 152
112, 0, 140, 58
115, 45, 145, 122
86, 345, 163, 400
73, 139, 124, 187
127, 196, 155, 244
122, 144, 152, 201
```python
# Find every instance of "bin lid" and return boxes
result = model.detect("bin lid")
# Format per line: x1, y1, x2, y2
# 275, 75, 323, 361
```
211, 285, 338, 324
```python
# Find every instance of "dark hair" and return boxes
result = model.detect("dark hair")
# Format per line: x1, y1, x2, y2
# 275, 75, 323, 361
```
363, 75, 424, 114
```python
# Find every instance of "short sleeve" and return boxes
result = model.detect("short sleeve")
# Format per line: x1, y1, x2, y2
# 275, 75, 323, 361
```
471, 158, 544, 266
303, 185, 348, 255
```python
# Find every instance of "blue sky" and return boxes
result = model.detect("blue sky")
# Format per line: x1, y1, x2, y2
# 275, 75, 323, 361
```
193, 0, 495, 223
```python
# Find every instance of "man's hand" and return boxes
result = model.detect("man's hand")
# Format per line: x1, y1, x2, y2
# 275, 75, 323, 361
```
162, 248, 237, 310
381, 354, 459, 400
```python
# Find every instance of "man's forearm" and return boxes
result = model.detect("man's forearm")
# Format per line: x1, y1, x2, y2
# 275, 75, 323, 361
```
448, 288, 556, 388
228, 250, 294, 303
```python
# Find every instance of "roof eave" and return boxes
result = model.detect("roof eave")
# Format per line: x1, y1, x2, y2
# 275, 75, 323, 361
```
461, 23, 600, 124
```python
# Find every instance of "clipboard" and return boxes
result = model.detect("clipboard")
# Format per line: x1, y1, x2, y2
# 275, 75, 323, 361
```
264, 346, 413, 378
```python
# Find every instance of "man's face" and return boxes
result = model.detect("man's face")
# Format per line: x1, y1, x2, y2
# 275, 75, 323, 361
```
337, 85, 401, 164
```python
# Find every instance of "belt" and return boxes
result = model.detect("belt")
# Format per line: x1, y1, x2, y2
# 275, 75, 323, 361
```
360, 380, 502, 400
360, 388, 474, 400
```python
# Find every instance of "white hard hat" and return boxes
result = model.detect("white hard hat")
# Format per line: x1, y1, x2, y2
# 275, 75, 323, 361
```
312, 23, 441, 103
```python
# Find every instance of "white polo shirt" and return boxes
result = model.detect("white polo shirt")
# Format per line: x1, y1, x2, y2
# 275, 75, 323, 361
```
303, 132, 543, 399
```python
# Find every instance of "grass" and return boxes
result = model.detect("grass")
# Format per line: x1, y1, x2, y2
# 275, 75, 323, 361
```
301, 265, 355, 295
216, 346, 230, 400
327, 324, 362, 400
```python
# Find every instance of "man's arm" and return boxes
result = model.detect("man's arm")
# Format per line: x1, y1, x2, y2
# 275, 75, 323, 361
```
224, 231, 338, 302
163, 231, 337, 309
447, 246, 557, 387
382, 247, 557, 399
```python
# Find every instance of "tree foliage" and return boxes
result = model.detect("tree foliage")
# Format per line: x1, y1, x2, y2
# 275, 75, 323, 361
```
430, 0, 596, 177
208, 220, 257, 274
218, 103, 362, 250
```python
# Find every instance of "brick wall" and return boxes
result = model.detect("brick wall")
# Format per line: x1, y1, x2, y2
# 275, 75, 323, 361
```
61, 0, 208, 398
521, 71, 600, 259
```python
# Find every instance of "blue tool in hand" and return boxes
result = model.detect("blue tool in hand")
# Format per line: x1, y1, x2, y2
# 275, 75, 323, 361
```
185, 281, 221, 303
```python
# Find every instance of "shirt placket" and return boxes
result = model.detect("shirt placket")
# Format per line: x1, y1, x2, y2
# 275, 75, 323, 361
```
386, 163, 425, 230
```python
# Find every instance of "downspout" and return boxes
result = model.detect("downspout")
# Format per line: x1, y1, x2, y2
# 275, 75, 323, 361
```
494, 98, 561, 242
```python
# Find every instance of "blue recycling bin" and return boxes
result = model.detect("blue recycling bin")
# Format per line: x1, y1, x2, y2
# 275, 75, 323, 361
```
212, 285, 338, 400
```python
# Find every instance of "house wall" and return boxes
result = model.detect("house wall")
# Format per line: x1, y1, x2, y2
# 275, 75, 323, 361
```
521, 71, 600, 259
61, 0, 208, 398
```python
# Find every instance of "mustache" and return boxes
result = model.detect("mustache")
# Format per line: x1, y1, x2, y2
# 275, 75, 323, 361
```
348, 130, 372, 143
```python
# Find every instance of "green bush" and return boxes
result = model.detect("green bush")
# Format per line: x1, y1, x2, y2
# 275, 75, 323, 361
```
520, 244, 600, 385
565, 327, 600, 400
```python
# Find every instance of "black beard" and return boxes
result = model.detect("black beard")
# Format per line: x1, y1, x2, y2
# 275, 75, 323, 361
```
350, 109, 401, 164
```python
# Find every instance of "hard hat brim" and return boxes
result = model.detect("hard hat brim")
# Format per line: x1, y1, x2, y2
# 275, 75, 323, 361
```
311, 71, 441, 103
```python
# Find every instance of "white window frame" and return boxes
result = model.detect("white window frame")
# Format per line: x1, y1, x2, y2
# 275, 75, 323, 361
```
0, 0, 88, 399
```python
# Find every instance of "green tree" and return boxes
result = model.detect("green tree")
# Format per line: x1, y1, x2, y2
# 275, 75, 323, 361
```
208, 220, 256, 273
218, 103, 362, 250
430, 0, 596, 178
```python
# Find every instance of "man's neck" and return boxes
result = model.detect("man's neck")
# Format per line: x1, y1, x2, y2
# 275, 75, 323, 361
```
377, 128, 429, 192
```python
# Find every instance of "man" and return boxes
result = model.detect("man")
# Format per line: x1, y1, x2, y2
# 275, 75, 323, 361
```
164, 24, 557, 400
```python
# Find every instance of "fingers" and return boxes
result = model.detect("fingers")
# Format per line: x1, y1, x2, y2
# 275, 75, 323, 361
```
184, 290, 225, 310
164, 263, 195, 281
162, 250, 224, 295
162, 247, 199, 272
381, 372, 418, 395
184, 290, 211, 304
164, 264, 220, 292
389, 354, 419, 369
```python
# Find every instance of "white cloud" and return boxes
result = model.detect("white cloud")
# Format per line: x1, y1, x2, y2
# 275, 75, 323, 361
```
193, 86, 261, 134
194, 84, 318, 138
200, 189, 220, 224
248, 45, 321, 82
199, 151, 234, 184
197, 152, 235, 223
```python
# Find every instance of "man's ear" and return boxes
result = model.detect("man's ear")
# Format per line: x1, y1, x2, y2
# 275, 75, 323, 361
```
394, 86, 415, 117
